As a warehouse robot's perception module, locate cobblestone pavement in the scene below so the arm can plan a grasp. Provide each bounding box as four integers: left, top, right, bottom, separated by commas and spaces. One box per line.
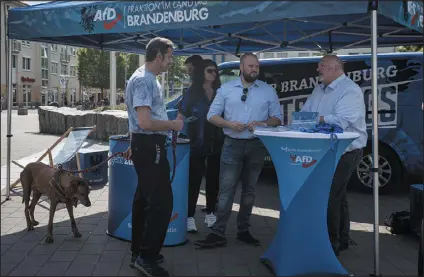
1, 173, 420, 276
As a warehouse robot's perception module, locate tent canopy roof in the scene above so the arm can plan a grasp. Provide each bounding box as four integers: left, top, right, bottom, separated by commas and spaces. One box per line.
7, 1, 423, 55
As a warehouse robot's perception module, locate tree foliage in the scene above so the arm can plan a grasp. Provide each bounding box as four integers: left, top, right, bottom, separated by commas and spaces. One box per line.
77, 49, 186, 95
167, 56, 187, 87
396, 45, 423, 52
77, 48, 110, 97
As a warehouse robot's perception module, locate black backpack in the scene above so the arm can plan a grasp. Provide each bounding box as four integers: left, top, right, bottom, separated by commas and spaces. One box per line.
384, 211, 411, 235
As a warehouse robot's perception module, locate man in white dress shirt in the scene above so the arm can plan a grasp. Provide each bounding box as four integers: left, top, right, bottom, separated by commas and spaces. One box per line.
301, 54, 367, 256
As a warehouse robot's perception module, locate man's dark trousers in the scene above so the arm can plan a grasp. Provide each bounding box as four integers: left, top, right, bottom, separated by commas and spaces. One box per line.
130, 133, 173, 261
328, 148, 363, 252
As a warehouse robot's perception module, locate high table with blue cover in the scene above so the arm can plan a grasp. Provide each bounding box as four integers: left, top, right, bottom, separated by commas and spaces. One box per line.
253, 127, 359, 276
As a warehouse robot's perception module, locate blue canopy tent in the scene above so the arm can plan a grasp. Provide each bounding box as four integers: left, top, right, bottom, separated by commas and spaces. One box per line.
6, 1, 423, 54
4, 1, 423, 275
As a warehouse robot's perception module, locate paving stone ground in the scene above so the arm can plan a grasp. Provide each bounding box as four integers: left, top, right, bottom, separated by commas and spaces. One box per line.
1, 173, 421, 276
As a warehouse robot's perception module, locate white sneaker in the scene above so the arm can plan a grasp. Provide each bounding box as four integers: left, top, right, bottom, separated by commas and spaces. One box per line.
187, 217, 197, 233
204, 213, 216, 228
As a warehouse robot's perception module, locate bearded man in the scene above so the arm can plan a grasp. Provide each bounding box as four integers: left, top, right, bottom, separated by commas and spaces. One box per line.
195, 52, 282, 248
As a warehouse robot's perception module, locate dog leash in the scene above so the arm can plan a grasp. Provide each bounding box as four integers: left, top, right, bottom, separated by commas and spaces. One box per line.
170, 130, 178, 184
56, 151, 125, 174
55, 133, 179, 184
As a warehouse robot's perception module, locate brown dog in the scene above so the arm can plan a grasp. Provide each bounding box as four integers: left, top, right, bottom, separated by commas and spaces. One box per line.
20, 161, 92, 243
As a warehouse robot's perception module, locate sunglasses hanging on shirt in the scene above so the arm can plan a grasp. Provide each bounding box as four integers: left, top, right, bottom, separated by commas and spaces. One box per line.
241, 88, 248, 102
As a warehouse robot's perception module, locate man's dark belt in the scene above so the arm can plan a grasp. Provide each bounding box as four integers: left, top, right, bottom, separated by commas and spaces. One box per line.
225, 135, 259, 141
132, 132, 167, 144
132, 132, 167, 139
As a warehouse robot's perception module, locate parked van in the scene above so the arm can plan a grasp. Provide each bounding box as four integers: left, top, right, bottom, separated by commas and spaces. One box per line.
218, 52, 423, 194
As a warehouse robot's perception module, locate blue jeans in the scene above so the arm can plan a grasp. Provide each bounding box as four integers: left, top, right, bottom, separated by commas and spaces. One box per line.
212, 136, 267, 237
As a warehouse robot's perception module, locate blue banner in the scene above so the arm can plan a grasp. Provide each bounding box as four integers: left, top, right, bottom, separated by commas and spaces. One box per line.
7, 1, 368, 39
379, 1, 423, 34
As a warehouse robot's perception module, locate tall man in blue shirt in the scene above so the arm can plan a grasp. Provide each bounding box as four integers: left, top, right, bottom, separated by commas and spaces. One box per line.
124, 37, 183, 276
301, 54, 367, 256
195, 53, 283, 248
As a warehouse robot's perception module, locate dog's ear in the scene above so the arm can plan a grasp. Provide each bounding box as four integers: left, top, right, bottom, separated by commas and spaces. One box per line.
65, 179, 78, 196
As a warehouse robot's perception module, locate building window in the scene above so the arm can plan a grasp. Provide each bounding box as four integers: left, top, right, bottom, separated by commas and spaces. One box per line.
41, 46, 49, 88
42, 70, 49, 87
23, 85, 32, 106
70, 66, 77, 77
21, 40, 31, 47
51, 62, 58, 74
12, 55, 17, 69
51, 44, 58, 52
276, 52, 288, 58
70, 47, 77, 56
298, 52, 310, 57
61, 64, 68, 75
22, 57, 31, 71
263, 53, 274, 59
41, 46, 48, 58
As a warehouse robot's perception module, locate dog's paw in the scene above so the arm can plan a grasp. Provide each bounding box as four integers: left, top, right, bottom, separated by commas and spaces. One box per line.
45, 236, 54, 244
31, 220, 39, 226
73, 230, 82, 238
27, 225, 34, 231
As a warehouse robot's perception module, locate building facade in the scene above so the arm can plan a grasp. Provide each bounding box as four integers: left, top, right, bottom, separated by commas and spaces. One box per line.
1, 1, 81, 108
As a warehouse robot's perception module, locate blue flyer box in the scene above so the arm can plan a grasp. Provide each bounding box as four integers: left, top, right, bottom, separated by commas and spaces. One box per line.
107, 135, 191, 246
77, 148, 109, 186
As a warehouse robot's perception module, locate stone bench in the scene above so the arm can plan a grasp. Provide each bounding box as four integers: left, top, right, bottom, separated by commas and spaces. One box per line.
38, 106, 129, 142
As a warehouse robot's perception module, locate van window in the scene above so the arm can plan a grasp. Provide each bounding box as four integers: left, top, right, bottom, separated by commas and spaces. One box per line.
219, 68, 240, 84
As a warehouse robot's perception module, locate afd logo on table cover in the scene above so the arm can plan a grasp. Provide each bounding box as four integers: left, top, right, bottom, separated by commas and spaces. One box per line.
289, 154, 317, 168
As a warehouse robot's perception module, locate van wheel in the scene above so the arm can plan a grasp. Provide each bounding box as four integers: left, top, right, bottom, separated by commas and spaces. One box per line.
348, 143, 403, 194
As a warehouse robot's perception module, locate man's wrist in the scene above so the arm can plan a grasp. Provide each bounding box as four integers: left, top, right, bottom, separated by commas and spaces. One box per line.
169, 120, 176, 131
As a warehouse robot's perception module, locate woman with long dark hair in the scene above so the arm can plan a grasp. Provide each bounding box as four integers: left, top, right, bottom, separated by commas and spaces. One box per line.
177, 59, 224, 233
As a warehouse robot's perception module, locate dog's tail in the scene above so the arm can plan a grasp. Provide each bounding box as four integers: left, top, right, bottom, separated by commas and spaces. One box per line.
20, 165, 32, 205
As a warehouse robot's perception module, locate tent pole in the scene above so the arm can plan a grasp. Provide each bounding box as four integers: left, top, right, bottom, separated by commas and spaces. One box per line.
371, 5, 380, 277
110, 51, 117, 107
5, 35, 13, 200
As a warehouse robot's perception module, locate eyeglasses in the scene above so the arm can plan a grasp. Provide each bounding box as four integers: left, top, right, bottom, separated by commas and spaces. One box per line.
241, 88, 248, 102
206, 69, 217, 74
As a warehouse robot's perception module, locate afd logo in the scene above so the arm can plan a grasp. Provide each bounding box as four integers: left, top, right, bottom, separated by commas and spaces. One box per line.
404, 1, 423, 28
127, 213, 179, 229
289, 154, 317, 168
93, 8, 123, 30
